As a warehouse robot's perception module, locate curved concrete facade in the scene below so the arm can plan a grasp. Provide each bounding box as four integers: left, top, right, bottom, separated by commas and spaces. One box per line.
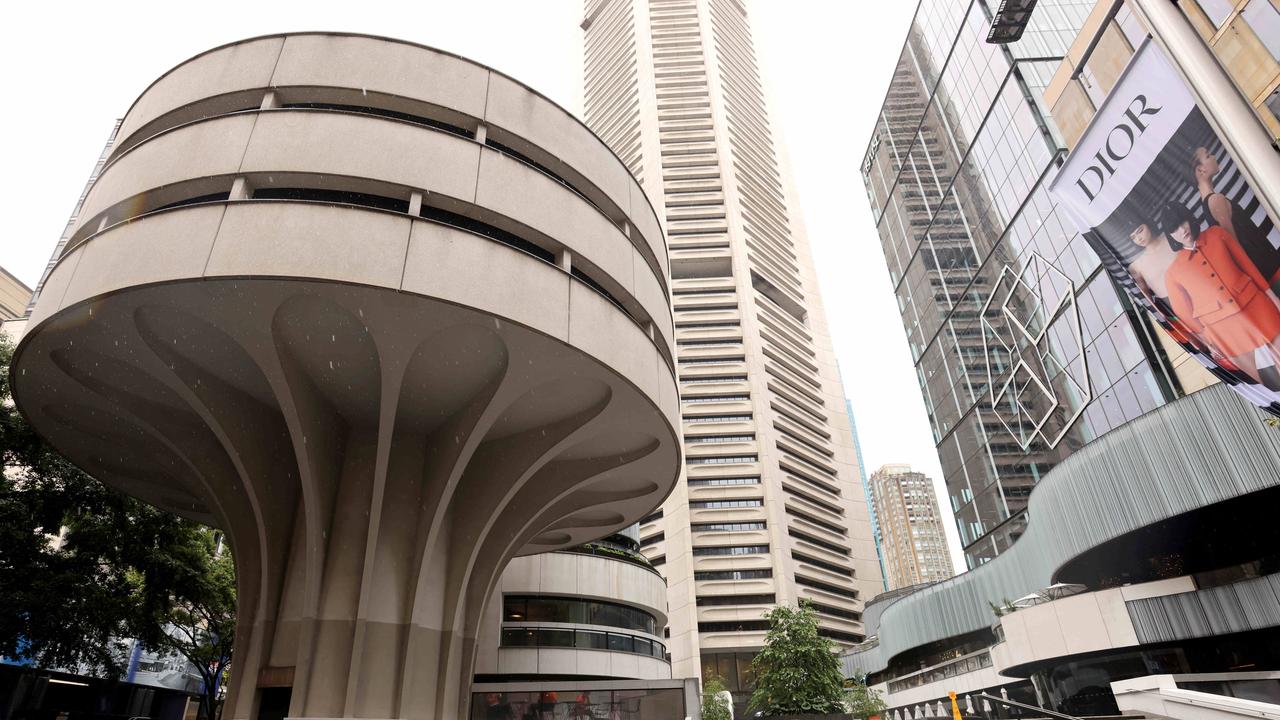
844, 384, 1280, 677
475, 550, 671, 680
12, 34, 679, 720
989, 577, 1190, 678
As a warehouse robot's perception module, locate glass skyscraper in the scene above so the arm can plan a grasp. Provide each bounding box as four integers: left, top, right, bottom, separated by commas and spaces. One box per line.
861, 0, 1209, 568
846, 3, 1280, 715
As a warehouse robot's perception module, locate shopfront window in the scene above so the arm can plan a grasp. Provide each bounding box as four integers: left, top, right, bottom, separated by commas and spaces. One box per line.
470, 687, 687, 720
700, 649, 759, 707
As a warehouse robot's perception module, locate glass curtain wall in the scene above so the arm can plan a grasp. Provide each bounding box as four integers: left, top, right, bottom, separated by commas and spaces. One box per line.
862, 0, 1175, 568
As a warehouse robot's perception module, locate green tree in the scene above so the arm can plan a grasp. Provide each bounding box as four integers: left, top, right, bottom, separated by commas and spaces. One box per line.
844, 675, 887, 720
0, 334, 234, 717
144, 531, 236, 720
701, 676, 733, 720
748, 601, 847, 716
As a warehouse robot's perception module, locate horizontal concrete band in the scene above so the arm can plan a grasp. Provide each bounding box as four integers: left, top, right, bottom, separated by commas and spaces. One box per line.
494, 647, 671, 680
843, 383, 1280, 677
29, 202, 679, 436
107, 32, 667, 287
501, 552, 670, 624
65, 109, 673, 367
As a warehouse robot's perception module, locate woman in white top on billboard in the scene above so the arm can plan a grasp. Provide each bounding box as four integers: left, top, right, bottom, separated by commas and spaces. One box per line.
1127, 215, 1179, 305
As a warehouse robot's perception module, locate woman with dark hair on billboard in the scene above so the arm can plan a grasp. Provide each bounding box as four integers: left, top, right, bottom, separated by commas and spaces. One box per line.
1161, 200, 1280, 389
1127, 216, 1178, 303
1192, 145, 1280, 290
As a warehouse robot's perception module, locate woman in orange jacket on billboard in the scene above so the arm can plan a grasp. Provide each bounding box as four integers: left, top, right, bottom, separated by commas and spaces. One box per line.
1161, 201, 1280, 388
1192, 145, 1280, 290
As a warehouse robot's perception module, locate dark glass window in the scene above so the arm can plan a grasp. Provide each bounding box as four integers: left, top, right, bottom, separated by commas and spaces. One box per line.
788, 529, 850, 556
689, 498, 763, 508
501, 628, 538, 647
686, 456, 759, 466
691, 521, 766, 532
807, 601, 862, 621
696, 594, 775, 606
640, 532, 664, 547
793, 574, 858, 600
692, 544, 769, 556
154, 192, 232, 213
537, 628, 575, 648
695, 569, 773, 581
791, 551, 852, 576
576, 630, 608, 650
681, 394, 750, 402
633, 637, 653, 657
784, 507, 846, 535
500, 626, 664, 658
701, 651, 761, 694
698, 620, 771, 633
688, 476, 760, 486
502, 595, 657, 634
253, 187, 409, 214
279, 102, 471, 137
419, 203, 555, 264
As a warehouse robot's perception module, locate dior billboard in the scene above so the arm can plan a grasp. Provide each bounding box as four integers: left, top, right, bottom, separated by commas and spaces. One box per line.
1051, 38, 1280, 414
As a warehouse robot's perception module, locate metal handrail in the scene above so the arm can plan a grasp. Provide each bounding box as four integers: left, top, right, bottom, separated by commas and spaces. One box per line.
974, 693, 1081, 720
890, 691, 1140, 720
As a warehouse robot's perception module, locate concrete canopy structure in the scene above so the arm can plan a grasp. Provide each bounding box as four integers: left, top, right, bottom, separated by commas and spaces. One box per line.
11, 33, 681, 720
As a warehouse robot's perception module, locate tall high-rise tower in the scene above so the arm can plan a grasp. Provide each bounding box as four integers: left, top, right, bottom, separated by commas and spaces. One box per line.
580, 0, 883, 687
867, 464, 953, 590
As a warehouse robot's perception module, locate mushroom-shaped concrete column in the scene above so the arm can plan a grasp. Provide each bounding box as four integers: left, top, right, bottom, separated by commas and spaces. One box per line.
12, 33, 678, 720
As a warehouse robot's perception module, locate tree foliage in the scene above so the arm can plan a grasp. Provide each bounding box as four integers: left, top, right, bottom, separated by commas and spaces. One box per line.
701, 676, 733, 720
844, 674, 888, 720
987, 598, 1016, 618
150, 532, 236, 720
748, 601, 847, 716
0, 335, 234, 717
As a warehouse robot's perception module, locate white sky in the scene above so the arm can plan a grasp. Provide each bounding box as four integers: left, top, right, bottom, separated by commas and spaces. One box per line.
0, 0, 965, 572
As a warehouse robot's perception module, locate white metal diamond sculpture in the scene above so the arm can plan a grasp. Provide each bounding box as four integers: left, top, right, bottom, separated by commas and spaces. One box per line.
980, 253, 1090, 451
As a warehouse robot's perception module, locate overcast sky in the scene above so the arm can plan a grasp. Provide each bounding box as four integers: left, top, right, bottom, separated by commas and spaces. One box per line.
0, 0, 965, 571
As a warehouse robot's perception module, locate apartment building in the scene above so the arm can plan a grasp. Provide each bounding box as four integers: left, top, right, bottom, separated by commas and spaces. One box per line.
868, 464, 954, 590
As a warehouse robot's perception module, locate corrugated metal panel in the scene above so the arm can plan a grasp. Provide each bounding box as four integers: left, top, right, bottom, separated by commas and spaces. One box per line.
1128, 573, 1280, 644
843, 384, 1280, 677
